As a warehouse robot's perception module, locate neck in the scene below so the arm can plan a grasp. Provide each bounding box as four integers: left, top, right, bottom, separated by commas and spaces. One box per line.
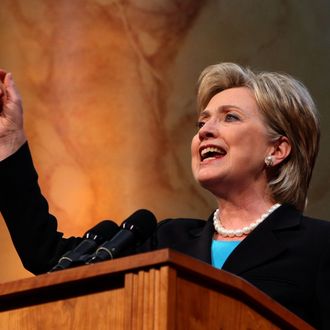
205, 171, 270, 199
215, 197, 275, 229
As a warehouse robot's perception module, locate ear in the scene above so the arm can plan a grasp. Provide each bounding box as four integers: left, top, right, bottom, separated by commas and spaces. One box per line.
269, 136, 291, 166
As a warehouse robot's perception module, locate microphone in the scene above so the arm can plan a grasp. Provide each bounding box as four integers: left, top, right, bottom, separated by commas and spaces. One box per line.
87, 209, 157, 264
49, 220, 119, 272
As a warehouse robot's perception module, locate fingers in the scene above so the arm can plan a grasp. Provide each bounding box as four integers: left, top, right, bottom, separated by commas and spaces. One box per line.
0, 70, 9, 99
0, 71, 6, 106
0, 72, 9, 103
0, 88, 4, 109
0, 69, 7, 83
0, 82, 3, 98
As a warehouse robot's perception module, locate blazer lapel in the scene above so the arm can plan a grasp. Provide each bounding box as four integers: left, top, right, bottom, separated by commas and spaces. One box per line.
169, 204, 302, 275
171, 215, 214, 264
222, 204, 301, 275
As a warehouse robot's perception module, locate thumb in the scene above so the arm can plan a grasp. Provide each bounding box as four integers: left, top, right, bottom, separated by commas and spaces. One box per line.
4, 72, 14, 90
4, 72, 21, 104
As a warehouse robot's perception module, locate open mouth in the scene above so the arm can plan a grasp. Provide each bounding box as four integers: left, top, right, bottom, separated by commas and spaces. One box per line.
200, 146, 226, 161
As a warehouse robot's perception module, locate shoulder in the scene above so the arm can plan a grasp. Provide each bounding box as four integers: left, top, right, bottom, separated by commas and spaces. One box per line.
275, 205, 330, 252
300, 213, 330, 238
302, 214, 330, 226
272, 204, 330, 232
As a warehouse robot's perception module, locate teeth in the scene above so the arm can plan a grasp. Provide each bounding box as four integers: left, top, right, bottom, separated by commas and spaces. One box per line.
200, 146, 225, 157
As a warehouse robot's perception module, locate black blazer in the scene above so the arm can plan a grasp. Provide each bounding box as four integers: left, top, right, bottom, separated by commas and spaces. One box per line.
1, 143, 330, 329
139, 205, 330, 329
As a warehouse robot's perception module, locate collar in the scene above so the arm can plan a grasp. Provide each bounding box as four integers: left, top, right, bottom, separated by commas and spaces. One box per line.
222, 204, 302, 274
175, 204, 303, 274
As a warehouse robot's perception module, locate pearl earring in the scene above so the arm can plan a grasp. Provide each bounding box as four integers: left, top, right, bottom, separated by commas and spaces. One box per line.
265, 155, 274, 167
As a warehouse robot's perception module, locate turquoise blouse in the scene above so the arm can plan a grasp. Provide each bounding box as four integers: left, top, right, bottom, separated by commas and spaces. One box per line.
211, 239, 241, 269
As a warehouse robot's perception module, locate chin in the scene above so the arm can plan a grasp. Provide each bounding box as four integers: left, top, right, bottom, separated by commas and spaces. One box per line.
197, 175, 221, 191
196, 169, 230, 193
195, 167, 222, 182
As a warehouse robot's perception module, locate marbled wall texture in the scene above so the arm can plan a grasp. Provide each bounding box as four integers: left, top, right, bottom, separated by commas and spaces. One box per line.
0, 0, 329, 281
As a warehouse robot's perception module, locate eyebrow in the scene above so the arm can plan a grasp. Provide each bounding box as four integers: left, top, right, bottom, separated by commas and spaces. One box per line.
199, 105, 243, 118
199, 110, 210, 119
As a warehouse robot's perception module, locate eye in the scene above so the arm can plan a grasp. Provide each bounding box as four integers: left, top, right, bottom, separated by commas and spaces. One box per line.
225, 113, 240, 122
196, 121, 205, 129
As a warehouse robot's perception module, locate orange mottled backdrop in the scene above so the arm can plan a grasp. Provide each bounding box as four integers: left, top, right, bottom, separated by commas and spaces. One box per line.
0, 0, 330, 281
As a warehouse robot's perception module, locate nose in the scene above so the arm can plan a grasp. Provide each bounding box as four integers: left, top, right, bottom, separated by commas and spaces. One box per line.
198, 119, 218, 141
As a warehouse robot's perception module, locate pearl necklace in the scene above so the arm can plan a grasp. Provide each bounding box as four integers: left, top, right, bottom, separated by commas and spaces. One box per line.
213, 203, 281, 237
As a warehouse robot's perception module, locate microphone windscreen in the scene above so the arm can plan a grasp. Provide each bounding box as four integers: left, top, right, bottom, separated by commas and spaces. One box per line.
83, 220, 119, 244
122, 209, 157, 242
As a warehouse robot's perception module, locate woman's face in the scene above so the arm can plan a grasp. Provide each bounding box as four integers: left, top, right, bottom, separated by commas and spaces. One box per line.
191, 87, 273, 195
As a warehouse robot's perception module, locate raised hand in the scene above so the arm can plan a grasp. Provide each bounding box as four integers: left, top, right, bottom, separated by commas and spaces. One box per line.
0, 70, 27, 161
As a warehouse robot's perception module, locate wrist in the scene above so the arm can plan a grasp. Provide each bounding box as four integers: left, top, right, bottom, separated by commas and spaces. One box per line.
0, 130, 27, 161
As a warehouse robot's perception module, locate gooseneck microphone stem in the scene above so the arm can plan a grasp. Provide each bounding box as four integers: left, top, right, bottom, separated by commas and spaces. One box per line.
88, 230, 135, 263
50, 239, 98, 272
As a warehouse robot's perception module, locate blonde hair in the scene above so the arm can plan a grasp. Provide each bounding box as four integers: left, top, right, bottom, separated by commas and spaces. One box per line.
197, 63, 320, 211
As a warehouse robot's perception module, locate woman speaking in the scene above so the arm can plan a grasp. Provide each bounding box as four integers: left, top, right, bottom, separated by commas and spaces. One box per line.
0, 63, 329, 328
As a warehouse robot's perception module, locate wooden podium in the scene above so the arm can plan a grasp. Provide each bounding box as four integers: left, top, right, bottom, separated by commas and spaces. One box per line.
0, 249, 313, 329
